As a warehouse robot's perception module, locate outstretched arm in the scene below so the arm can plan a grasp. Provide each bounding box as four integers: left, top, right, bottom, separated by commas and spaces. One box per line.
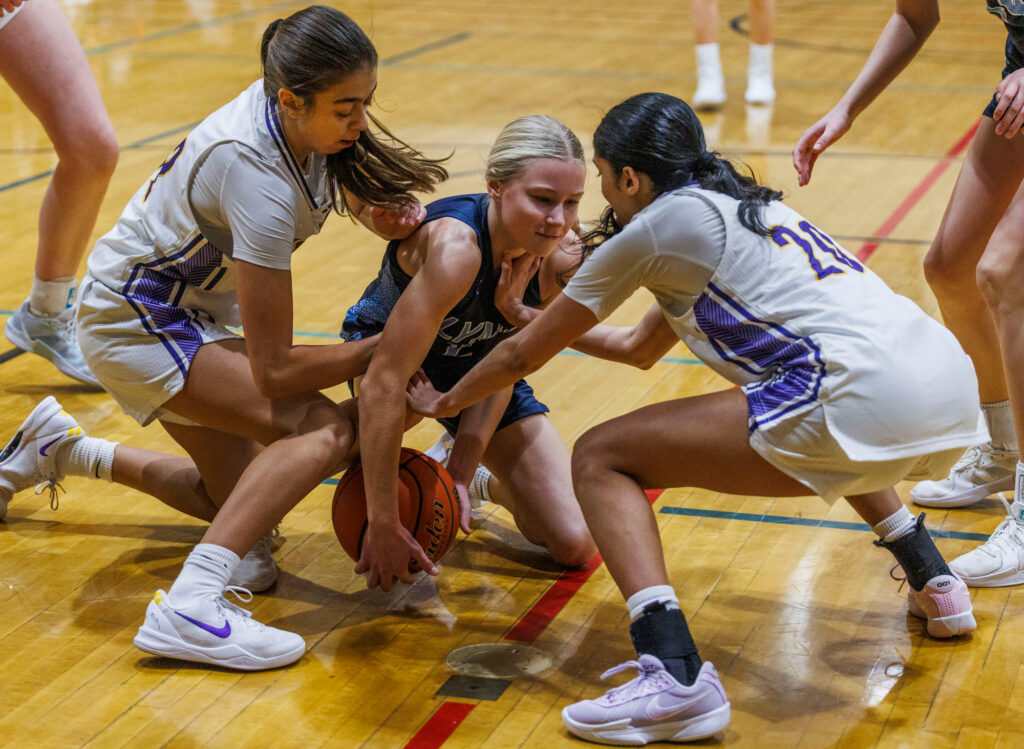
408, 293, 599, 418
346, 190, 427, 240
569, 302, 678, 369
793, 0, 939, 185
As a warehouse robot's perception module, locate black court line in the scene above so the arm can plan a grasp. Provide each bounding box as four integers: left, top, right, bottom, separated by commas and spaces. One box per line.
0, 348, 25, 365
729, 13, 1000, 65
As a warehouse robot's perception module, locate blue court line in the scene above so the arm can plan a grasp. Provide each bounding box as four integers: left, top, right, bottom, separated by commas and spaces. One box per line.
658, 506, 991, 542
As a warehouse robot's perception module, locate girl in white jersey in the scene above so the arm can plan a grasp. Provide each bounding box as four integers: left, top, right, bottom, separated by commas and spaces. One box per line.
408, 93, 986, 744
0, 6, 446, 671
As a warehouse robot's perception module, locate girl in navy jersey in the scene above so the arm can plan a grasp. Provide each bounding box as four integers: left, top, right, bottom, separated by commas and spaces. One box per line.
0, 5, 445, 671
343, 115, 678, 590
794, 0, 1024, 589
409, 93, 984, 744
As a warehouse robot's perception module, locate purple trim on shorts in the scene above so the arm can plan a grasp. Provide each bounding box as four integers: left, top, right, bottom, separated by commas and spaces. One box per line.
693, 282, 826, 432
121, 235, 226, 378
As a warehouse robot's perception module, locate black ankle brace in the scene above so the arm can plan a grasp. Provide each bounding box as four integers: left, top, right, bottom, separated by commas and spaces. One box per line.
629, 604, 702, 685
873, 512, 951, 590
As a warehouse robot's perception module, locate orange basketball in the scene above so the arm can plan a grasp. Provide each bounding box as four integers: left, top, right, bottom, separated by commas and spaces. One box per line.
332, 447, 460, 572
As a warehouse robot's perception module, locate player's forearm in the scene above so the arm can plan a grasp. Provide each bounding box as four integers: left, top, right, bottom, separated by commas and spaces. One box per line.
836, 2, 939, 121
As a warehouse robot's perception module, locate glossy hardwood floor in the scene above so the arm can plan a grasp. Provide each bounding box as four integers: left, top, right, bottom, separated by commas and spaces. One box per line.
0, 1, 1017, 746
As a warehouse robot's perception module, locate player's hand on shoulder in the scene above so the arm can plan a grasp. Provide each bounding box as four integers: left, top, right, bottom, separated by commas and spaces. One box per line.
369, 199, 427, 240
793, 108, 852, 186
994, 68, 1024, 139
355, 515, 437, 591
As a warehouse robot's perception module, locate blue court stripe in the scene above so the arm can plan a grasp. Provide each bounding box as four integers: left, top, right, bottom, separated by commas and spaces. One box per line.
658, 505, 991, 542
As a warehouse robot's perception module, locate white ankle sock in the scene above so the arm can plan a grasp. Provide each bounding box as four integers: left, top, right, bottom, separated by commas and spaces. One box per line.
695, 43, 723, 75
28, 276, 76, 318
748, 42, 773, 73
872, 506, 916, 543
167, 543, 240, 605
626, 585, 680, 622
469, 464, 492, 504
58, 437, 117, 481
982, 400, 1017, 452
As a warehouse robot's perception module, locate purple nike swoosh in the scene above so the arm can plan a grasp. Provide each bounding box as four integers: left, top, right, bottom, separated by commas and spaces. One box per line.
175, 611, 232, 638
39, 437, 61, 457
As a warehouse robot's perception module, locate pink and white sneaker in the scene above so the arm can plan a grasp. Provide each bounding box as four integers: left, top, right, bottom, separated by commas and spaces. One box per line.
562, 655, 730, 745
907, 573, 976, 638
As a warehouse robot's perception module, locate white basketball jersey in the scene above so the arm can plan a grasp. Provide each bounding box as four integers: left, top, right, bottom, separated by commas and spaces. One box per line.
86, 80, 333, 328
566, 188, 983, 462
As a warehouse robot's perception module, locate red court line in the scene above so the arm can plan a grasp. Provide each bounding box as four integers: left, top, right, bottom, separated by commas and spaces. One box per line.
404, 701, 476, 749
855, 118, 980, 262
409, 490, 665, 747
504, 489, 665, 644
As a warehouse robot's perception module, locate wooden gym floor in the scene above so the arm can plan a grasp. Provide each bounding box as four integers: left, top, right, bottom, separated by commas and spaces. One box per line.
0, 1, 1018, 746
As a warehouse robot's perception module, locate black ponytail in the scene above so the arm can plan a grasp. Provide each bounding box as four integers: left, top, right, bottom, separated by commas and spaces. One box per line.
586, 92, 782, 252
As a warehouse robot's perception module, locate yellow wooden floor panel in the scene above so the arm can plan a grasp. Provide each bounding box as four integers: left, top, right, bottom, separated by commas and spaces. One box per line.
0, 0, 1016, 746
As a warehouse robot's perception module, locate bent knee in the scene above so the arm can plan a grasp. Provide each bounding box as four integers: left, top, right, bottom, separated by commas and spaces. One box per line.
571, 427, 620, 485
546, 529, 596, 568
923, 244, 978, 294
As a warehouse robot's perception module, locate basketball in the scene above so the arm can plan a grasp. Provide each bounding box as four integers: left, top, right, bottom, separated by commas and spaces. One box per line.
332, 447, 460, 571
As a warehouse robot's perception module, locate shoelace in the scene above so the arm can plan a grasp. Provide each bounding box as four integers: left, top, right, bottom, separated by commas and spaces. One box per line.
215, 585, 261, 628
34, 478, 65, 511
972, 493, 1024, 559
888, 563, 908, 593
598, 659, 669, 704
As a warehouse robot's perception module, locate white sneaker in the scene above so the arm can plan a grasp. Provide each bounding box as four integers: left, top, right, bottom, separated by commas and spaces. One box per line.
906, 573, 976, 637
5, 300, 100, 387
744, 67, 775, 104
949, 498, 1024, 587
562, 656, 730, 744
693, 71, 726, 109
134, 588, 306, 670
910, 443, 1016, 508
229, 526, 279, 592
0, 396, 84, 518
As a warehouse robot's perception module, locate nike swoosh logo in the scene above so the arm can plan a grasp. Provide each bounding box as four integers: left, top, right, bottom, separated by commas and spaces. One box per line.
175, 611, 232, 638
646, 691, 711, 721
39, 437, 61, 457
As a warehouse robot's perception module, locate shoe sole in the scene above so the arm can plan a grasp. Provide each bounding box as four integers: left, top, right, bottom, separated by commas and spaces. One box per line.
134, 626, 305, 670
949, 566, 1024, 588
562, 702, 730, 745
4, 317, 101, 388
911, 474, 1015, 508
228, 566, 279, 593
907, 597, 977, 637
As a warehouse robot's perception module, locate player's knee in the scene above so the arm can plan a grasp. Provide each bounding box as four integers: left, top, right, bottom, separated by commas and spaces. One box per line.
295, 405, 356, 471
546, 524, 596, 568
975, 252, 1016, 312
922, 244, 973, 294
54, 119, 119, 180
571, 426, 617, 488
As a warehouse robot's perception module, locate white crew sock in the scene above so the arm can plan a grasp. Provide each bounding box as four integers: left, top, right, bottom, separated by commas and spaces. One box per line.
58, 437, 117, 481
695, 42, 722, 72
872, 506, 916, 543
166, 543, 240, 605
982, 400, 1017, 452
626, 585, 680, 622
748, 42, 773, 74
28, 276, 76, 318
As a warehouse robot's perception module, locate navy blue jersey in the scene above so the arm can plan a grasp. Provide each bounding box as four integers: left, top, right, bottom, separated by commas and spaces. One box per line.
342, 193, 542, 393
989, 0, 1024, 54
